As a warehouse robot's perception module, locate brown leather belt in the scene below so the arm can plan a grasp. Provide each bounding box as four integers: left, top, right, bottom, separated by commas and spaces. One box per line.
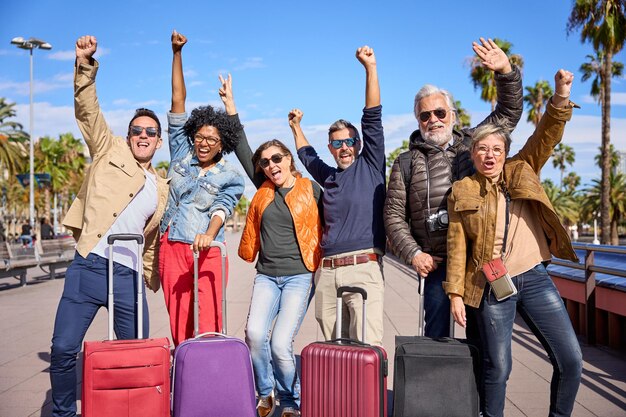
322, 253, 379, 269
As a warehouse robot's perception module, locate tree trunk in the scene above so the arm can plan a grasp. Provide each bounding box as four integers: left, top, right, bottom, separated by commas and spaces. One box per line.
611, 216, 619, 246
600, 52, 612, 245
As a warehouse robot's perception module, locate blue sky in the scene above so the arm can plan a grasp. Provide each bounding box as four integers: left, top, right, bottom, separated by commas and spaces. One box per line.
1, 0, 625, 197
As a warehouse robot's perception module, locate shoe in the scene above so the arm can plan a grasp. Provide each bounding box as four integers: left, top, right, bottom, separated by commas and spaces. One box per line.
257, 395, 275, 417
281, 407, 301, 417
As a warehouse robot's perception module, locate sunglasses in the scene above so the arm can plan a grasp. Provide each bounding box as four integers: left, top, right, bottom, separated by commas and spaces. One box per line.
418, 108, 448, 123
258, 153, 288, 169
329, 137, 358, 149
129, 125, 159, 137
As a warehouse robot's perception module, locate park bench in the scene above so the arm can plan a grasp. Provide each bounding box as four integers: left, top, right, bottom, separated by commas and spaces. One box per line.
1, 242, 38, 286
36, 238, 76, 279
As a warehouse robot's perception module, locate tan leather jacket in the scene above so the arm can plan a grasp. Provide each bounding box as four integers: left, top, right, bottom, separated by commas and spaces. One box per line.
63, 60, 169, 292
444, 100, 578, 307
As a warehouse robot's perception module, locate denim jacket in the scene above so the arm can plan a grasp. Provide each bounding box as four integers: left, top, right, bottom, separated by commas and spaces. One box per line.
160, 112, 244, 243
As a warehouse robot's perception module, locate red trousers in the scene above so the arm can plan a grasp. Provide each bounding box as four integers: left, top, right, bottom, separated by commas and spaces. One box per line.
159, 230, 228, 346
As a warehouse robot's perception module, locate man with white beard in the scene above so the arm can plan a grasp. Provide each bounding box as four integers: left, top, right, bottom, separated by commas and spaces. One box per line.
384, 37, 523, 337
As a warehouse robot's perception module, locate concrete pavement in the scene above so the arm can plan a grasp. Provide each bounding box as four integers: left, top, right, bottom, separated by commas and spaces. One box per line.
1, 230, 625, 416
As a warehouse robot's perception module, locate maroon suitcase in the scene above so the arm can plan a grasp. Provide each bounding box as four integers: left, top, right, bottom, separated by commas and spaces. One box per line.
82, 234, 171, 417
301, 286, 388, 417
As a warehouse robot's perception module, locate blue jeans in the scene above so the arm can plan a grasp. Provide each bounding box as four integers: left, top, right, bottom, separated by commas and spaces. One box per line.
245, 273, 312, 409
49, 253, 149, 417
423, 264, 451, 337
475, 264, 582, 417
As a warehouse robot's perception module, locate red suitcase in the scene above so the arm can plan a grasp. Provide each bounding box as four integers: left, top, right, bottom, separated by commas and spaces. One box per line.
301, 286, 388, 417
82, 234, 171, 417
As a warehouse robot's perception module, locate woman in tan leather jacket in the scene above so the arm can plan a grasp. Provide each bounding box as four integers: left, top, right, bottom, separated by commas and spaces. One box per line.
444, 70, 582, 417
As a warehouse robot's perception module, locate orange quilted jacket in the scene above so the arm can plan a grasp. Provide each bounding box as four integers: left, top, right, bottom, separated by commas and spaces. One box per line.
238, 177, 322, 272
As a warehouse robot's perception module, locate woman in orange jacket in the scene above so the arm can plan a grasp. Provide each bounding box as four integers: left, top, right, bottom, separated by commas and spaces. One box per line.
220, 74, 323, 417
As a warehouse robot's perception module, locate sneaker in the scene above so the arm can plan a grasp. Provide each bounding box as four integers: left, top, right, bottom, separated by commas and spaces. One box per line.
281, 407, 300, 417
257, 395, 275, 417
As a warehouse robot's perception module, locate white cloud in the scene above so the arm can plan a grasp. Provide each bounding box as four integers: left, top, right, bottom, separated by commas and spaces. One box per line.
234, 57, 265, 71
113, 99, 131, 106
53, 72, 74, 82
183, 69, 198, 77
613, 92, 626, 105
48, 50, 75, 61
0, 79, 69, 96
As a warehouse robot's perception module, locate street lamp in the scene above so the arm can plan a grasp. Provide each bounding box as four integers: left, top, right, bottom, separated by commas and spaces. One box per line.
10, 37, 52, 229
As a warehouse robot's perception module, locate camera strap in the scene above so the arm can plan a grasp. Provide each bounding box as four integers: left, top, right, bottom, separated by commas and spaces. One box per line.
501, 182, 511, 257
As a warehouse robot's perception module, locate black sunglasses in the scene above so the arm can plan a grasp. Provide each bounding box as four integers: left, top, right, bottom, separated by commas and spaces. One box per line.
258, 153, 287, 169
130, 125, 159, 137
329, 137, 358, 149
419, 108, 448, 123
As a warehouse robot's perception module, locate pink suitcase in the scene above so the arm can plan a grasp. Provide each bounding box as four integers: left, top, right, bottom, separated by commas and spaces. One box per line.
301, 286, 388, 417
82, 234, 171, 417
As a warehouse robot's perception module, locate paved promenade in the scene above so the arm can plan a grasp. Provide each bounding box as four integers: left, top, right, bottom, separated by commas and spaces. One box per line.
1, 230, 625, 416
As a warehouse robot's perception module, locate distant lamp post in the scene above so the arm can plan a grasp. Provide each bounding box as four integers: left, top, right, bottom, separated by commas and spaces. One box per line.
10, 37, 52, 229
592, 211, 600, 245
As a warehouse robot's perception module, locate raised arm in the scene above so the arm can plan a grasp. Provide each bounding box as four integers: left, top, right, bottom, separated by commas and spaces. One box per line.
171, 30, 187, 113
288, 109, 311, 151
471, 37, 523, 134
356, 45, 380, 109
74, 35, 116, 159
223, 74, 265, 188
514, 69, 575, 172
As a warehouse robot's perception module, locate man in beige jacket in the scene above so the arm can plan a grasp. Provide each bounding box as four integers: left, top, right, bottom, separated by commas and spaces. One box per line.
49, 35, 169, 417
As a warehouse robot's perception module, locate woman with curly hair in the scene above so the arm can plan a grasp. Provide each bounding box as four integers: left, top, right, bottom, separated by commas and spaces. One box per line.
221, 72, 322, 416
159, 31, 244, 346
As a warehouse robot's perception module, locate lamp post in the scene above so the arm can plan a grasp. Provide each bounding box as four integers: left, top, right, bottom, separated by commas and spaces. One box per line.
593, 211, 600, 245
10, 37, 52, 229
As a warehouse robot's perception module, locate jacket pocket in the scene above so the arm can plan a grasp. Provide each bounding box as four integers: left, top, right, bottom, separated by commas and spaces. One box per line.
454, 196, 483, 241
194, 180, 220, 211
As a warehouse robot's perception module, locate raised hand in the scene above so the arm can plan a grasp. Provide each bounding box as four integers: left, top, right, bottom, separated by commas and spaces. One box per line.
472, 37, 512, 74
554, 69, 574, 98
288, 108, 303, 129
75, 35, 97, 64
356, 45, 376, 69
171, 30, 187, 53
218, 74, 236, 115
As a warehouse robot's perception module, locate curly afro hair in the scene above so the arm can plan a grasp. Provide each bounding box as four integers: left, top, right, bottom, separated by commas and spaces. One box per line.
182, 105, 242, 155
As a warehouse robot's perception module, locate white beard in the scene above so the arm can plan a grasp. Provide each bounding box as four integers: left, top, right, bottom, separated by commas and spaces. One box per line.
422, 122, 454, 147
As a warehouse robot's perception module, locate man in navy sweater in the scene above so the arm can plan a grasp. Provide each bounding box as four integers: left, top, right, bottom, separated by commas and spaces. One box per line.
289, 45, 385, 346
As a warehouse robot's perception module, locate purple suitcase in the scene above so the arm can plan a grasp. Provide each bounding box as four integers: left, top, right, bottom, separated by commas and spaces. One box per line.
171, 242, 257, 417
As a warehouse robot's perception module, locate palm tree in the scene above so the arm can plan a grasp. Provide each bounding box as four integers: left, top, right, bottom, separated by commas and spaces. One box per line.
34, 133, 86, 226
567, 0, 626, 244
563, 172, 581, 193
594, 143, 621, 172
582, 172, 626, 245
551, 143, 576, 189
0, 98, 28, 177
542, 179, 580, 227
469, 39, 524, 112
523, 80, 553, 126
454, 100, 471, 129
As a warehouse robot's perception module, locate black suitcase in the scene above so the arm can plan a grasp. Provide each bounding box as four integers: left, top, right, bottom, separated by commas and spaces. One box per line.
392, 277, 480, 417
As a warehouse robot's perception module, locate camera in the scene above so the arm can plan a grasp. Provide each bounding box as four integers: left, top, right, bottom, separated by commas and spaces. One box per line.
425, 210, 449, 233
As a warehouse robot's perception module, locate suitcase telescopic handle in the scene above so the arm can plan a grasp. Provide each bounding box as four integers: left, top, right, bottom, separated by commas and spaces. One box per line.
107, 233, 145, 341
193, 241, 227, 337
336, 286, 368, 343
107, 234, 144, 244
417, 275, 455, 337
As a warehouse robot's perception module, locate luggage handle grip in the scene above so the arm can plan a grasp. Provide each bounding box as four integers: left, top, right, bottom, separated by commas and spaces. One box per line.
328, 337, 368, 346
193, 241, 228, 337
336, 286, 367, 343
336, 286, 368, 300
107, 234, 144, 244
